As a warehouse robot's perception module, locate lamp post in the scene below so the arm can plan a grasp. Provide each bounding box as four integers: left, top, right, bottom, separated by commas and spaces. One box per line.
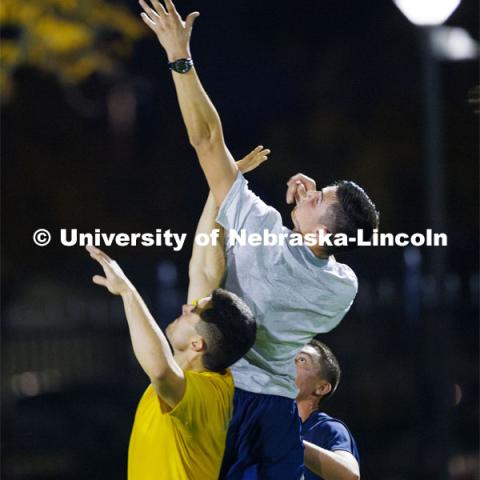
393, 0, 461, 286
393, 1, 462, 478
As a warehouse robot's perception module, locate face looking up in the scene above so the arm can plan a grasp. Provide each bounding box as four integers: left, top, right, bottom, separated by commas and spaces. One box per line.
291, 186, 338, 236
294, 345, 331, 402
166, 296, 211, 352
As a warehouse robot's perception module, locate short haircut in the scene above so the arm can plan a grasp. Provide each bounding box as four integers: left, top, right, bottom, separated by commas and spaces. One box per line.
326, 180, 379, 254
196, 288, 257, 373
309, 338, 341, 401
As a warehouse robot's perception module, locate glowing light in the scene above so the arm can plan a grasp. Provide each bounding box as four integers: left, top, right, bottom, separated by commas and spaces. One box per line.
453, 383, 462, 406
431, 27, 480, 61
12, 371, 41, 397
394, 0, 461, 26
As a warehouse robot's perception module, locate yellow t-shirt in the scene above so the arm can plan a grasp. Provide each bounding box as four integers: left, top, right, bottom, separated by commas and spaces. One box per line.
128, 369, 234, 480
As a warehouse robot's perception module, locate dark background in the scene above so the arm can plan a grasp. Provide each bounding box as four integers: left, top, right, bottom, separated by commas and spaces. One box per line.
2, 1, 479, 479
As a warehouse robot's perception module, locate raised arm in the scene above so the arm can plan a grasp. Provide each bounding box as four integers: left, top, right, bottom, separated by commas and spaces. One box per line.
303, 441, 360, 480
139, 0, 237, 206
187, 145, 270, 303
87, 246, 185, 407
187, 191, 225, 303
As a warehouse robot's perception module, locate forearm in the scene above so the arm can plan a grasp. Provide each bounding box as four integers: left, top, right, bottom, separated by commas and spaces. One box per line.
303, 441, 360, 480
170, 66, 237, 199
169, 62, 223, 148
121, 285, 181, 381
188, 191, 225, 303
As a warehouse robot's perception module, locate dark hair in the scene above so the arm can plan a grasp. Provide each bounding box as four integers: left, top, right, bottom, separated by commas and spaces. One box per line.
309, 338, 341, 402
195, 288, 256, 373
326, 180, 379, 254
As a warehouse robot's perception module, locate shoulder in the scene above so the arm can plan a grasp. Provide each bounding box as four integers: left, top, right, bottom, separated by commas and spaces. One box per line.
217, 172, 282, 229
321, 257, 358, 298
320, 416, 352, 438
183, 369, 234, 403
328, 257, 357, 284
169, 370, 234, 416
303, 412, 354, 446
220, 172, 255, 209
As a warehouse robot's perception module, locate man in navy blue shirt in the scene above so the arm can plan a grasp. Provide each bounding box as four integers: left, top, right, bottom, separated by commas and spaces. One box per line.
295, 338, 360, 480
244, 339, 360, 479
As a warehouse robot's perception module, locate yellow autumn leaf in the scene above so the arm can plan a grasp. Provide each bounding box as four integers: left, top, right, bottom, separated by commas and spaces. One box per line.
62, 53, 113, 82
0, 40, 21, 65
34, 16, 93, 53
0, 0, 146, 100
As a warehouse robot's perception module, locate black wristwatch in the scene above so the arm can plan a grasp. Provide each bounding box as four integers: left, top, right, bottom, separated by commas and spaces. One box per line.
168, 58, 194, 74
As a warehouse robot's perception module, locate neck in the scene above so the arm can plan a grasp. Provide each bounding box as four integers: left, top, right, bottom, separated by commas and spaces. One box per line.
173, 350, 206, 372
297, 398, 320, 423
307, 243, 329, 258
292, 227, 329, 258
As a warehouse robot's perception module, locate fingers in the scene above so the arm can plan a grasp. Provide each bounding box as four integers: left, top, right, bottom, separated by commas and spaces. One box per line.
150, 0, 168, 16
140, 12, 157, 29
252, 145, 270, 158
163, 0, 179, 15
139, 0, 161, 22
286, 181, 301, 205
86, 245, 112, 263
86, 246, 115, 279
237, 145, 271, 173
185, 11, 200, 31
249, 146, 270, 160
286, 173, 316, 204
287, 173, 316, 190
257, 150, 270, 164
92, 275, 108, 287
295, 183, 307, 204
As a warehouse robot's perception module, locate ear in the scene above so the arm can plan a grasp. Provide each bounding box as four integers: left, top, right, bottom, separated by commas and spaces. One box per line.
316, 225, 331, 235
314, 381, 332, 398
191, 336, 206, 353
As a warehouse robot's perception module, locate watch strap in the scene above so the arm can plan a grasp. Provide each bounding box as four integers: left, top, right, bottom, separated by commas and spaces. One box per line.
168, 58, 194, 74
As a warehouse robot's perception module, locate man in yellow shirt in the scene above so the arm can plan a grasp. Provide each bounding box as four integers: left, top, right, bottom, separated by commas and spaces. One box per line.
86, 148, 266, 479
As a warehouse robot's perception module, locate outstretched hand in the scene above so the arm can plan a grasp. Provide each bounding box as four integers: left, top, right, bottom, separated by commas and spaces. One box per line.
237, 145, 270, 174
139, 0, 199, 62
87, 246, 132, 296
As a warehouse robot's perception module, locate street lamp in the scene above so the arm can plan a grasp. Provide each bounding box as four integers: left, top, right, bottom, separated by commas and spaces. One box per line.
393, 0, 461, 26
393, 2, 466, 479
394, 0, 465, 283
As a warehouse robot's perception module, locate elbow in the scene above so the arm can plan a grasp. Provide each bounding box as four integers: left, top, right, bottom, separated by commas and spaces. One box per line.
189, 129, 222, 151
189, 134, 209, 150
347, 472, 360, 480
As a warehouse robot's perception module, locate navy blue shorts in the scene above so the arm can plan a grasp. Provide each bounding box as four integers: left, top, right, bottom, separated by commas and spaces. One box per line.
219, 387, 304, 480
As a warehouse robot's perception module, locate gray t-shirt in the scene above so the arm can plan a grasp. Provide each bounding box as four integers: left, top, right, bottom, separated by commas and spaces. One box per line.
216, 172, 358, 399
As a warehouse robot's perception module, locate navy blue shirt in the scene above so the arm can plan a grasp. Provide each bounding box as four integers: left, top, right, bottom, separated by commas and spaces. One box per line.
302, 411, 360, 480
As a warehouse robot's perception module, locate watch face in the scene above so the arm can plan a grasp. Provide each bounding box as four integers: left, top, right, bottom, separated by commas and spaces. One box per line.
169, 58, 193, 74
176, 59, 190, 73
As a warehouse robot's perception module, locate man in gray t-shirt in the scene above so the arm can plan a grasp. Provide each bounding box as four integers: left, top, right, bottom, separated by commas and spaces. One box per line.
217, 172, 360, 400
215, 171, 377, 479
139, 1, 379, 477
